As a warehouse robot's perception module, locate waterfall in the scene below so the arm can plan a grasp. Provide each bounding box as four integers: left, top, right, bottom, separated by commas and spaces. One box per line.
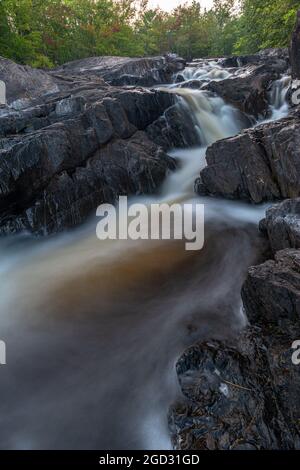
158, 87, 245, 198
268, 75, 290, 120
175, 59, 233, 85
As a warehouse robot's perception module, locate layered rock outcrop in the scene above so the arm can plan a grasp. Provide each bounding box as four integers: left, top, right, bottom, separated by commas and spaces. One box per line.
0, 54, 185, 106
196, 110, 300, 203
51, 54, 186, 88
0, 52, 194, 234
260, 198, 300, 253
205, 62, 285, 119
170, 201, 300, 450
0, 54, 197, 235
0, 86, 180, 235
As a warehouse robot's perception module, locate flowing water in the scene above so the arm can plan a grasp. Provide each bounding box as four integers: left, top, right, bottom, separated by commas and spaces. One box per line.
0, 61, 290, 449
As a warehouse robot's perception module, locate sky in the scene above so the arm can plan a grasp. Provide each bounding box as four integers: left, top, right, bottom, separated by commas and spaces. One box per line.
148, 0, 214, 12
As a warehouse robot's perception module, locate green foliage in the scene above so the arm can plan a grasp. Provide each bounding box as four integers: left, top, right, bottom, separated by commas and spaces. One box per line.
234, 0, 300, 54
0, 0, 299, 67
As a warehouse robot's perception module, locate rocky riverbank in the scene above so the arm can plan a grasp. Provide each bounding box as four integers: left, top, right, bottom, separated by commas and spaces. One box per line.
0, 54, 201, 235
169, 198, 300, 450
169, 13, 300, 450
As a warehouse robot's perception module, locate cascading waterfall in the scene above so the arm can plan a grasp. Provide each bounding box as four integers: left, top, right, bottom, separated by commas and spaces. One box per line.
268, 75, 291, 120
176, 59, 233, 83
165, 88, 243, 146
0, 59, 289, 450
158, 88, 244, 198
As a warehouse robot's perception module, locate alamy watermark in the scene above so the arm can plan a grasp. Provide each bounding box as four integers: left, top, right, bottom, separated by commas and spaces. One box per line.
292, 340, 300, 365
0, 80, 6, 105
291, 79, 300, 105
96, 196, 204, 251
0, 340, 6, 365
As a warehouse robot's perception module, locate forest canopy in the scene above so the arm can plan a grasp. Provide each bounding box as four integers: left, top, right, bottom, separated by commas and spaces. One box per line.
0, 0, 299, 68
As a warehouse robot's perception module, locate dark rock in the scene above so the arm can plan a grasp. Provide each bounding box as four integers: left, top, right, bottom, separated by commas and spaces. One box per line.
205, 63, 286, 118
0, 55, 185, 235
221, 48, 289, 69
175, 74, 185, 83
290, 10, 300, 79
197, 115, 300, 203
261, 198, 300, 253
0, 131, 175, 236
0, 56, 59, 105
112, 88, 174, 129
170, 195, 300, 450
194, 177, 208, 196
146, 103, 200, 150
51, 55, 186, 87
0, 54, 185, 107
170, 325, 300, 450
242, 249, 300, 336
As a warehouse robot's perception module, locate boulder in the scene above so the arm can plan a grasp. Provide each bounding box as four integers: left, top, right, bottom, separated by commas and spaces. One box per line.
242, 249, 300, 335
0, 56, 59, 106
170, 325, 300, 450
50, 54, 185, 87
196, 114, 300, 203
146, 103, 200, 150
205, 62, 286, 118
220, 48, 289, 69
260, 198, 300, 253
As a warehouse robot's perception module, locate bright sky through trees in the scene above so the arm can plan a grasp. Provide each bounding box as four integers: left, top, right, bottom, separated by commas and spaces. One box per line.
149, 0, 214, 11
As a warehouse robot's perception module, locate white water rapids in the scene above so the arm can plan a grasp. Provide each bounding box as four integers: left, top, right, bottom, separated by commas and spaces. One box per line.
0, 61, 290, 449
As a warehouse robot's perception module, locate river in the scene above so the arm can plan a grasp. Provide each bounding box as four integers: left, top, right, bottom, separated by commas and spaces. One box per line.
0, 59, 290, 449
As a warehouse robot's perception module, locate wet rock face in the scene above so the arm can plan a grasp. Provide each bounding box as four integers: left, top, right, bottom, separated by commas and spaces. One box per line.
146, 104, 201, 150
290, 10, 300, 79
0, 56, 59, 105
205, 66, 274, 119
260, 198, 300, 253
169, 327, 300, 450
220, 48, 289, 69
170, 201, 300, 450
50, 55, 186, 87
0, 86, 177, 235
196, 113, 300, 203
0, 132, 175, 235
206, 56, 288, 119
0, 52, 193, 236
170, 326, 300, 450
242, 249, 300, 335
